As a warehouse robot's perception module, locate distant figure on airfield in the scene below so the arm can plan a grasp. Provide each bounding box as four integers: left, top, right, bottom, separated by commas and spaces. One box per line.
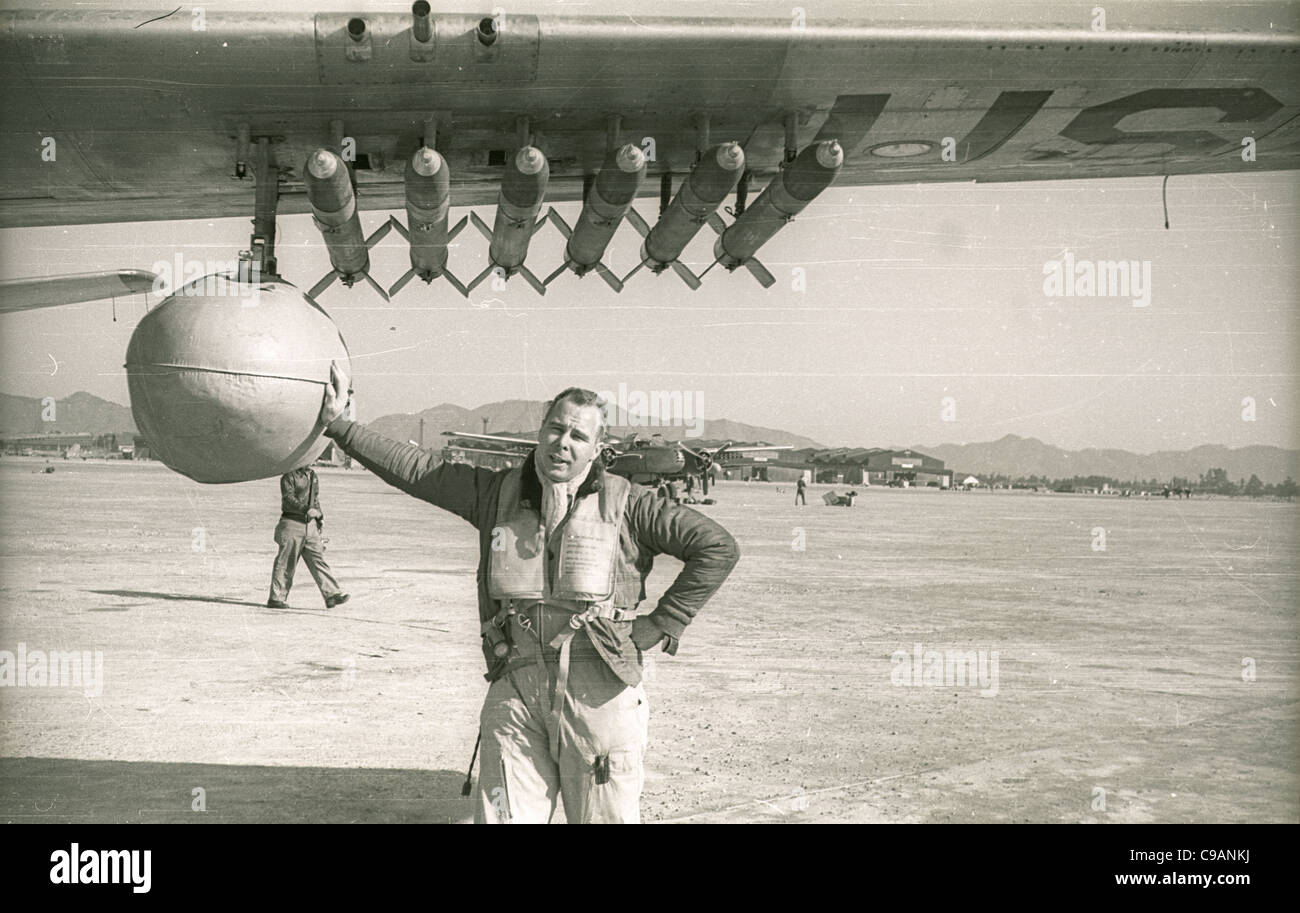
267, 466, 349, 609
684, 473, 695, 500
795, 475, 807, 506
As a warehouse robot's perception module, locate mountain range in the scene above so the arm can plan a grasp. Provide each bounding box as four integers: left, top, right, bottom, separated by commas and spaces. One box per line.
1, 392, 1294, 483
0, 391, 136, 438
911, 434, 1297, 485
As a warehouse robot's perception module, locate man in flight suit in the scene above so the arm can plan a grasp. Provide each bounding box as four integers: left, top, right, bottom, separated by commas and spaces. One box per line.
267, 465, 349, 609
318, 364, 739, 823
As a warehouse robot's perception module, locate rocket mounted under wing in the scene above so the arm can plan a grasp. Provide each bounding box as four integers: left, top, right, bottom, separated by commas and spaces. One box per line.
0, 3, 1296, 303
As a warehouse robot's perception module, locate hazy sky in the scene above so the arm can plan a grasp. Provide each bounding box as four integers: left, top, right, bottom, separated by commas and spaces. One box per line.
1, 0, 1296, 452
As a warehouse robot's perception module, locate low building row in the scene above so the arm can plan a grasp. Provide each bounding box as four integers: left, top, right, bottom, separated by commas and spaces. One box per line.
717, 447, 956, 488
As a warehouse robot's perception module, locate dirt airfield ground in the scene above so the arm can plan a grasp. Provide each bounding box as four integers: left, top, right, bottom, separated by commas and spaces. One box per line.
0, 456, 1295, 824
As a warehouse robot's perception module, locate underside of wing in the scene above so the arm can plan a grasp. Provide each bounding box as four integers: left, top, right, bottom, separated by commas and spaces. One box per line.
1, 6, 1297, 230
0, 270, 158, 312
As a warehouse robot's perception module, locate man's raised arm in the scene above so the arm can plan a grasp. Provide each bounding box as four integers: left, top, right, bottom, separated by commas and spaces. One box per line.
319, 362, 495, 528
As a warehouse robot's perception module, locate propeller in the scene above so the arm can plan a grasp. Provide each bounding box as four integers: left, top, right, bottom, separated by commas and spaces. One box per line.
679, 442, 732, 496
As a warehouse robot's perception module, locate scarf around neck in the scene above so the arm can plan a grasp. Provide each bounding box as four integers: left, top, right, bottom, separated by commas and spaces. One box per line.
538, 458, 594, 539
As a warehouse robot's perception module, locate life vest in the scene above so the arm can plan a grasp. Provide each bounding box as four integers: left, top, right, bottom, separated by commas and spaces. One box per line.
488, 465, 631, 612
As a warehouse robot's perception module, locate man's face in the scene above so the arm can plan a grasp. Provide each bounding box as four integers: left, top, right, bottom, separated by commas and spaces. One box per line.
537, 399, 602, 483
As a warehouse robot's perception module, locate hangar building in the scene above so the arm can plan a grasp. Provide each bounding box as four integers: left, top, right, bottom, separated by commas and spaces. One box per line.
807, 448, 952, 487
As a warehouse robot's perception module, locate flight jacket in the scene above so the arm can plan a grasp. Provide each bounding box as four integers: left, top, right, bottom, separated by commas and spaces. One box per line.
324, 418, 740, 680
280, 467, 321, 524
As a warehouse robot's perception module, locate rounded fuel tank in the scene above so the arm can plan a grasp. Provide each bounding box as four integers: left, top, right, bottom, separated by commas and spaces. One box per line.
125, 277, 351, 483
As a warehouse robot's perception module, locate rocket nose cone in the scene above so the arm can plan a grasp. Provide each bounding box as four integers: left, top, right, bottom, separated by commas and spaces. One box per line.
515, 146, 546, 176
411, 147, 443, 177
815, 140, 844, 170
715, 142, 745, 172
307, 150, 339, 180
615, 143, 646, 173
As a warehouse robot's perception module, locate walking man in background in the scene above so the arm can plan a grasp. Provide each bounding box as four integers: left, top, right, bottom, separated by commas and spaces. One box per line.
267, 465, 349, 609
795, 474, 808, 506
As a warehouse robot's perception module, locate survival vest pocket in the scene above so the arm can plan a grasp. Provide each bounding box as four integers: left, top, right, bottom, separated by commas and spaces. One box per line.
487, 515, 545, 600
555, 517, 619, 602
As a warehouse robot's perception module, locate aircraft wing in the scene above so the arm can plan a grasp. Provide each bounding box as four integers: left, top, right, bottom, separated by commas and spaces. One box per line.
1, 5, 1297, 230
441, 430, 535, 448
442, 444, 529, 459
0, 270, 158, 313
716, 444, 794, 454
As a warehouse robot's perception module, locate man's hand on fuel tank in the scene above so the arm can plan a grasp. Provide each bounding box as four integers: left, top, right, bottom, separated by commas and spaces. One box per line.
631, 615, 666, 651
321, 361, 351, 425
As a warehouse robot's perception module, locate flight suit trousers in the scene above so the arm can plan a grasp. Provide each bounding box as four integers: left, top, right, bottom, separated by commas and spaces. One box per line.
269, 518, 343, 604
475, 612, 650, 824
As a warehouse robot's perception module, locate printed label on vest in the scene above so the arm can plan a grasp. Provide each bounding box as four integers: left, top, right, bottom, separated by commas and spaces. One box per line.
487, 514, 545, 600
555, 518, 618, 602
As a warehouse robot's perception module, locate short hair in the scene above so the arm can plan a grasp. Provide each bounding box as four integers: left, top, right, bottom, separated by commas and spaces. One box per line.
542, 387, 607, 438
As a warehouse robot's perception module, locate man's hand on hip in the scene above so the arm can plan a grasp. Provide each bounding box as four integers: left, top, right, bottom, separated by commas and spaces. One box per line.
321, 361, 351, 425
631, 615, 665, 651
